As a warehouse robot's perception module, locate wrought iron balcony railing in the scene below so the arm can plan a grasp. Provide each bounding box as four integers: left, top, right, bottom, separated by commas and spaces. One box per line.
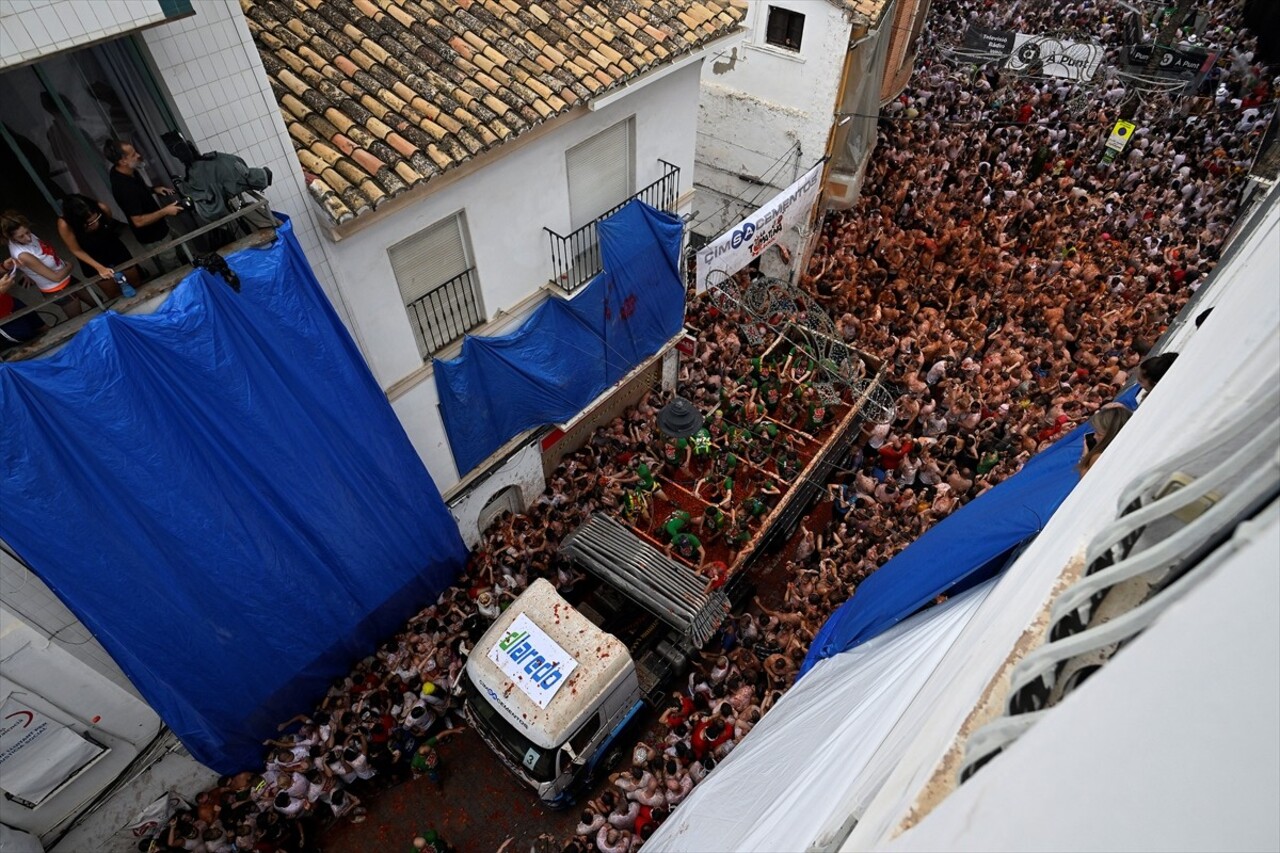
405, 267, 484, 358
545, 160, 680, 294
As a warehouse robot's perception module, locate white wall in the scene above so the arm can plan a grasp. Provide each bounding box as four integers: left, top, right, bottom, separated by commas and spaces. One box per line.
327, 60, 704, 492
0, 0, 178, 70
845, 189, 1280, 849
0, 603, 162, 840
694, 1, 850, 237
138, 0, 355, 341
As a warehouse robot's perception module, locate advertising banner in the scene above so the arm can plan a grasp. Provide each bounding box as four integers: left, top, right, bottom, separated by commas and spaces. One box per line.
696, 162, 823, 293
1006, 33, 1105, 81
0, 696, 105, 804
961, 26, 1105, 82
962, 25, 1015, 55
1125, 43, 1210, 77
487, 613, 579, 709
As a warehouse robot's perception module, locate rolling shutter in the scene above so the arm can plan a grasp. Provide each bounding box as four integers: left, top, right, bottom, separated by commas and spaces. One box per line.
566, 118, 634, 230
389, 214, 470, 304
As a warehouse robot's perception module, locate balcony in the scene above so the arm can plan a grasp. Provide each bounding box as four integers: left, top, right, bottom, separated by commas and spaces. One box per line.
1, 197, 277, 362
545, 160, 680, 294
405, 267, 484, 357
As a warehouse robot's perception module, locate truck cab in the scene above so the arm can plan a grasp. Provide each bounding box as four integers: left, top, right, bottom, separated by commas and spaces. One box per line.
466, 514, 733, 806
464, 578, 644, 807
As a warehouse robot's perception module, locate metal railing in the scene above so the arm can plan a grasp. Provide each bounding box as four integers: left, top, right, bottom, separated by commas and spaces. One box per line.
545, 159, 681, 294
406, 266, 484, 358
1, 195, 276, 359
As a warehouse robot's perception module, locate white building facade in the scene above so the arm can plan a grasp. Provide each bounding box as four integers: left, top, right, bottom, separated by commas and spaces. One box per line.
692, 0, 930, 280
0, 1, 745, 847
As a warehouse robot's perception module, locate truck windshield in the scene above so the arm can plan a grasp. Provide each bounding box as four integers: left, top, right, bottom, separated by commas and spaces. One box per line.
467, 688, 558, 782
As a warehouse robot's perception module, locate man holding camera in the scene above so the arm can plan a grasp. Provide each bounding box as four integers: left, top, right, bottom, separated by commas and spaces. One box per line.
106, 139, 185, 274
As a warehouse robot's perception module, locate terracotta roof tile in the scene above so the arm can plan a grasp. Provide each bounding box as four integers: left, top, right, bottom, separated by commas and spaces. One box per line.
241, 0, 744, 224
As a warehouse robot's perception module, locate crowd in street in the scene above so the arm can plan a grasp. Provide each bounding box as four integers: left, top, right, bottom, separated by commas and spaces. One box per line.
144, 0, 1273, 850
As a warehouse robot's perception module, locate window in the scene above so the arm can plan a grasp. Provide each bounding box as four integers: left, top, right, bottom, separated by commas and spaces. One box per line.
765, 6, 805, 51
388, 213, 484, 358
569, 713, 602, 755
566, 118, 635, 230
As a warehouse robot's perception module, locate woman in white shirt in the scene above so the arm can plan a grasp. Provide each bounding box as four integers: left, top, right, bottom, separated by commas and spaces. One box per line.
2, 211, 85, 317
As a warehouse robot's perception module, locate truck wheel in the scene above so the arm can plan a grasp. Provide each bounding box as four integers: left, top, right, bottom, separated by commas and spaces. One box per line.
595, 746, 625, 782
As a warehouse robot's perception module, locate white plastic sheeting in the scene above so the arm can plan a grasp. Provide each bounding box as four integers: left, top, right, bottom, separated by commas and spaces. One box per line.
644, 579, 995, 853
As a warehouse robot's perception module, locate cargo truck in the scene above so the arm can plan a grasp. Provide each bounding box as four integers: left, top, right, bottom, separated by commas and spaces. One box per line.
464, 518, 730, 807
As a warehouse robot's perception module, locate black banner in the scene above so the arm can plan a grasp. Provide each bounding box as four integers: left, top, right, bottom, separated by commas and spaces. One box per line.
1125, 43, 1210, 76
963, 25, 1016, 55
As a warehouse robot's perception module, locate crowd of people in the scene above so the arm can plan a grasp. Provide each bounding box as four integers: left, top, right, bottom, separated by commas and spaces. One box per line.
143, 0, 1272, 850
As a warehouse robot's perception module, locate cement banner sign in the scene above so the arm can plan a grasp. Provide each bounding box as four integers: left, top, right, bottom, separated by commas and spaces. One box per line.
488, 613, 579, 709
696, 162, 823, 293
0, 696, 105, 804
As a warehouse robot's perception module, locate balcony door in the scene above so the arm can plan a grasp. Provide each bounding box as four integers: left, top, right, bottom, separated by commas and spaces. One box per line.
566, 118, 635, 230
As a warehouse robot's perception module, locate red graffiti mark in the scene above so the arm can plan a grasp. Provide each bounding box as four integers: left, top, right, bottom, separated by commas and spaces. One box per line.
4, 710, 35, 728
620, 293, 638, 320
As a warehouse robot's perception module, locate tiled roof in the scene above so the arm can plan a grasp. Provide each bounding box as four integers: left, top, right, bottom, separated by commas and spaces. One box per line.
241, 0, 746, 225
830, 0, 895, 27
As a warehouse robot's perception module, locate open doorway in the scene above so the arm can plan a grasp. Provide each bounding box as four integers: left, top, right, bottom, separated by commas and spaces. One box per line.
0, 36, 183, 322
477, 486, 526, 537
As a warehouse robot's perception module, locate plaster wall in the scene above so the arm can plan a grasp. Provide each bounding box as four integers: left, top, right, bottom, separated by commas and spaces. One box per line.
0, 598, 164, 841
323, 60, 703, 492
694, 1, 850, 237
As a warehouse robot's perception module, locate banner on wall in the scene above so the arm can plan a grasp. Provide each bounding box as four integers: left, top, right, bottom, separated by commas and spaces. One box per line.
0, 696, 105, 804
961, 26, 1105, 82
695, 161, 823, 293
1005, 33, 1105, 81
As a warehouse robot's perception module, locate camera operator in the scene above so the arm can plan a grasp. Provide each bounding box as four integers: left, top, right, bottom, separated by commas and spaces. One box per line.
105, 138, 185, 275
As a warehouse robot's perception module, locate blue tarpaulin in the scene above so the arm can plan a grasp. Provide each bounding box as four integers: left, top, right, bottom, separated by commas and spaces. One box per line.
0, 218, 467, 772
800, 388, 1141, 677
435, 201, 685, 474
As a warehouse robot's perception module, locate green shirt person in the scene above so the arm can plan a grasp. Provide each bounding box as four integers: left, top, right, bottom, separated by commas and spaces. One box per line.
692, 427, 713, 458
662, 436, 690, 469
669, 531, 704, 566
664, 509, 692, 540
636, 462, 657, 492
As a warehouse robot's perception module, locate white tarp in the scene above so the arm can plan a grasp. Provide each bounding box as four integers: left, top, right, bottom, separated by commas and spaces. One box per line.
695, 162, 823, 293
0, 696, 105, 804
644, 580, 995, 853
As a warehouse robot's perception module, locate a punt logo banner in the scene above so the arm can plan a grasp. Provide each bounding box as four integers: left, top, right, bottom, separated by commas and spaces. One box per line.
490, 613, 580, 708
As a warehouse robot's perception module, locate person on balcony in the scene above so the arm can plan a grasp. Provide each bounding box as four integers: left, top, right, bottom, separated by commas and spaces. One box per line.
104, 139, 184, 274
2, 211, 90, 319
0, 259, 47, 347
56, 194, 137, 298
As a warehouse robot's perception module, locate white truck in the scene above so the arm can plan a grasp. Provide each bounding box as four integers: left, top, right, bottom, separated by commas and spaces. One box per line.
464, 515, 731, 807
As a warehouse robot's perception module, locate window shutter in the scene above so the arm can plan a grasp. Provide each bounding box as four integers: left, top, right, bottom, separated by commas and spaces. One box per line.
389, 213, 483, 358
566, 119, 634, 229
389, 215, 469, 304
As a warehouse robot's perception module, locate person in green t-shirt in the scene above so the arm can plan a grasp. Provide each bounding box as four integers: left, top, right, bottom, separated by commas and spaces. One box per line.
698, 504, 728, 542
633, 460, 668, 501
410, 727, 464, 787
726, 510, 753, 556
691, 427, 714, 460
621, 488, 651, 524
776, 448, 800, 482
661, 435, 691, 471
668, 531, 705, 567
663, 509, 692, 540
